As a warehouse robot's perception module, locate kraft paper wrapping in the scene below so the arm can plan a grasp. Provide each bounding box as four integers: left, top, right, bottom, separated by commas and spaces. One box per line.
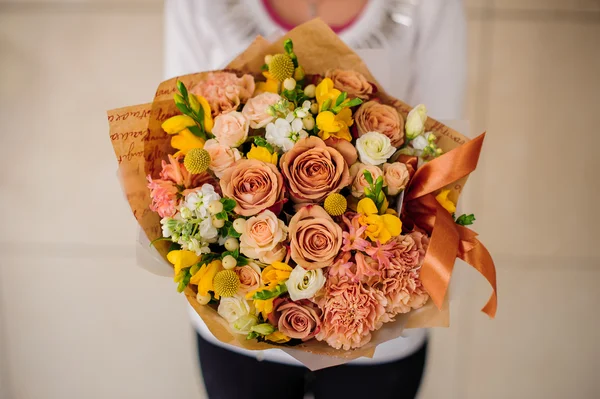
108, 19, 469, 368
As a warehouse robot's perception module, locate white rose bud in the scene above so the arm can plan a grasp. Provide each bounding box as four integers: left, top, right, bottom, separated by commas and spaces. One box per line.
283, 78, 296, 91
217, 296, 251, 324
285, 265, 326, 301
224, 237, 239, 251
232, 314, 259, 334
405, 104, 427, 140
304, 84, 316, 98
355, 131, 397, 166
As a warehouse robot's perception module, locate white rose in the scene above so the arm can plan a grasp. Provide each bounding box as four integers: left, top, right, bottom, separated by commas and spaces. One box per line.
405, 104, 427, 140
285, 265, 326, 301
232, 314, 259, 334
356, 131, 396, 166
217, 295, 252, 324
265, 117, 308, 152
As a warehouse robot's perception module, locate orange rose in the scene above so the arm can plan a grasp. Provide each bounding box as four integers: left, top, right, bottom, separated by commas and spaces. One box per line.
220, 159, 284, 216
383, 162, 410, 196
325, 69, 373, 100
288, 205, 343, 270
349, 162, 385, 198
234, 263, 262, 294
280, 137, 351, 203
324, 137, 358, 166
355, 101, 405, 148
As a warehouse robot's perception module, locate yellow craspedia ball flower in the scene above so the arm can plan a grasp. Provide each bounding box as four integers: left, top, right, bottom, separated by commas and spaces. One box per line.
213, 270, 240, 298
324, 193, 347, 216
184, 148, 211, 174
268, 54, 295, 81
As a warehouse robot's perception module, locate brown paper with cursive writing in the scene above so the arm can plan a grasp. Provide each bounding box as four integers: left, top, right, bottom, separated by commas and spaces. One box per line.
108, 19, 468, 368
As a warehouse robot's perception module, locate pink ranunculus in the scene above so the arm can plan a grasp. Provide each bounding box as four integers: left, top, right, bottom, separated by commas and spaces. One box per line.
211, 111, 249, 148
349, 162, 384, 198
239, 210, 288, 264
147, 177, 178, 218
219, 159, 284, 216
191, 72, 255, 117
268, 298, 322, 341
316, 276, 387, 350
325, 69, 373, 100
355, 101, 405, 147
288, 205, 343, 270
383, 162, 410, 196
203, 139, 242, 178
242, 92, 281, 129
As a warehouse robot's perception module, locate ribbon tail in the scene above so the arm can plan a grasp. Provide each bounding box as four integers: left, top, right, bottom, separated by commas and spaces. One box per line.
419, 196, 459, 310
457, 226, 498, 318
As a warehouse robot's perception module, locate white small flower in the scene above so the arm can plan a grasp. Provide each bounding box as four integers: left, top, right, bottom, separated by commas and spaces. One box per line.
405, 104, 427, 140
356, 131, 397, 166
285, 265, 326, 301
265, 117, 308, 152
199, 218, 218, 241
218, 296, 252, 324
411, 135, 428, 151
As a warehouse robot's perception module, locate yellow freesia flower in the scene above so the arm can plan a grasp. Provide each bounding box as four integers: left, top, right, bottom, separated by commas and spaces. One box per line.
245, 286, 277, 319
435, 189, 457, 214
266, 331, 291, 344
171, 128, 205, 157
256, 71, 279, 94
262, 262, 293, 286
357, 198, 402, 244
194, 95, 214, 133
190, 260, 223, 296
167, 250, 201, 277
247, 145, 278, 164
161, 115, 196, 134
315, 78, 342, 109
316, 109, 353, 141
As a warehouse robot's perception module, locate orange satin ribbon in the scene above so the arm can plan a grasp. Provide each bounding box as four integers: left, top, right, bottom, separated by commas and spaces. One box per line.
404, 133, 497, 318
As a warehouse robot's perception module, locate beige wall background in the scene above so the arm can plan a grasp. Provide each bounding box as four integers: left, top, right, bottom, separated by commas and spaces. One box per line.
1, 0, 599, 398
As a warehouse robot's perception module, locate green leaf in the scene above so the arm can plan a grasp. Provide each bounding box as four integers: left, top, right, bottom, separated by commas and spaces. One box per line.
215, 211, 228, 220
149, 236, 172, 247
246, 331, 259, 340
252, 284, 288, 301
375, 176, 384, 194
335, 91, 347, 107
176, 80, 188, 99
227, 225, 241, 239
190, 263, 201, 275
254, 136, 275, 153
283, 39, 294, 55
188, 124, 205, 139
175, 101, 191, 115
363, 170, 374, 185
221, 198, 237, 212
321, 98, 332, 112
456, 214, 476, 226
200, 253, 221, 264
236, 256, 249, 266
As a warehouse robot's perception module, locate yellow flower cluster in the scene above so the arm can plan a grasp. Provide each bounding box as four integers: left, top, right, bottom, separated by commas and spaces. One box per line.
357, 198, 402, 244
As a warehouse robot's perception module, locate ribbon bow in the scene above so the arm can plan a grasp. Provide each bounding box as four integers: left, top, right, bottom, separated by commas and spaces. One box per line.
403, 133, 497, 318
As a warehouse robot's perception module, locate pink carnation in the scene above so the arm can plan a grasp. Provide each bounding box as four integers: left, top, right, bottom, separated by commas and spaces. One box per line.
191, 72, 255, 117
316, 276, 388, 350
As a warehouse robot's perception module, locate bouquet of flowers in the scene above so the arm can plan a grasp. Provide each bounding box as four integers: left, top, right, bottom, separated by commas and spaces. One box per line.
108, 20, 496, 367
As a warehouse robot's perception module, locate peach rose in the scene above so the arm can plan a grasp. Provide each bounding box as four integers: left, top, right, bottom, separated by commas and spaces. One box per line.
212, 111, 249, 148
383, 162, 410, 196
220, 159, 284, 216
325, 69, 373, 100
234, 263, 262, 294
239, 210, 288, 264
280, 136, 351, 203
324, 137, 358, 166
349, 162, 384, 198
242, 92, 281, 129
355, 101, 405, 147
268, 298, 322, 341
191, 72, 255, 116
203, 139, 242, 178
288, 205, 343, 270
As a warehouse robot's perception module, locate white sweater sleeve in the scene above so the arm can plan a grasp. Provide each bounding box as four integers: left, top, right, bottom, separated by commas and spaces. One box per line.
163, 0, 218, 80
410, 0, 467, 120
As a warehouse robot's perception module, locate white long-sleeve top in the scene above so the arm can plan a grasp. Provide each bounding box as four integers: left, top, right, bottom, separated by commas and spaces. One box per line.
163, 0, 467, 366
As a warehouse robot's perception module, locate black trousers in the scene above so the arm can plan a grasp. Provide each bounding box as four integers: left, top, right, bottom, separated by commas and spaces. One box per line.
196, 333, 428, 399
